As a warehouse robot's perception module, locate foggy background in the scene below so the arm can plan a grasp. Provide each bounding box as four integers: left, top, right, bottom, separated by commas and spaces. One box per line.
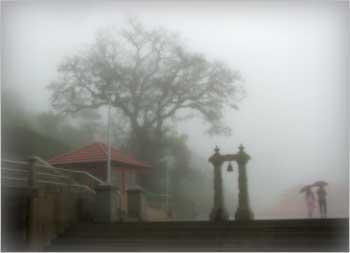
2, 0, 349, 219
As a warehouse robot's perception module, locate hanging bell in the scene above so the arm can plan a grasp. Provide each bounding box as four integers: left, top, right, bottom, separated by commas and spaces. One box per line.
227, 162, 233, 172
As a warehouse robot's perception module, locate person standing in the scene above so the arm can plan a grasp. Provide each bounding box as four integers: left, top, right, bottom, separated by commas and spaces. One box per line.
305, 188, 316, 218
316, 185, 327, 218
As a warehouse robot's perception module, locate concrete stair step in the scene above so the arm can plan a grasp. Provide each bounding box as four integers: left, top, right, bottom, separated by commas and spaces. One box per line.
46, 219, 349, 252
66, 227, 345, 234
63, 229, 346, 238
65, 224, 346, 231
51, 237, 347, 244
47, 243, 348, 252
48, 241, 349, 252
62, 231, 345, 239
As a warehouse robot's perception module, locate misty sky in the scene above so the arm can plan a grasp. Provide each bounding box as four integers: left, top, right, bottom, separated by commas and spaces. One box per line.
2, 1, 349, 214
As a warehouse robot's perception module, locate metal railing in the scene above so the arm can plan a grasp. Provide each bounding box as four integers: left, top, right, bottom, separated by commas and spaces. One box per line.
1, 157, 105, 194
1, 156, 105, 251
35, 156, 105, 187
144, 189, 172, 209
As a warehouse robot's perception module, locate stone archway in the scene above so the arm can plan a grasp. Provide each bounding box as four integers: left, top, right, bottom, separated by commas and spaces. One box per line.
208, 144, 254, 221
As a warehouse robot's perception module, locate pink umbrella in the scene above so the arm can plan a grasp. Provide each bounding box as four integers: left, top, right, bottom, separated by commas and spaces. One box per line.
300, 185, 312, 193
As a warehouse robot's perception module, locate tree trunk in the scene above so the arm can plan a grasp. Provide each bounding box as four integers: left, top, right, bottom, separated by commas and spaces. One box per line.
129, 127, 163, 192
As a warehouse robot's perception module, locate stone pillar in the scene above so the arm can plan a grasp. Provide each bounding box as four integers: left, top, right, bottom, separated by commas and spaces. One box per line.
127, 186, 145, 221
209, 147, 228, 221
235, 145, 254, 220
94, 185, 119, 223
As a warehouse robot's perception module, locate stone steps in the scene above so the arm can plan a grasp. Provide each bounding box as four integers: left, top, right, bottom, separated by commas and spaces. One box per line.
46, 219, 349, 252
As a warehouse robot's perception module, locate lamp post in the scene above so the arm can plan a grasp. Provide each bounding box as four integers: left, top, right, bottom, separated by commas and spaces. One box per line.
95, 90, 119, 223
106, 92, 113, 185
165, 164, 169, 211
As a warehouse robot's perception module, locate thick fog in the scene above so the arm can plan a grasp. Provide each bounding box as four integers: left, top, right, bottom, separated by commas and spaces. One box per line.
2, 1, 348, 218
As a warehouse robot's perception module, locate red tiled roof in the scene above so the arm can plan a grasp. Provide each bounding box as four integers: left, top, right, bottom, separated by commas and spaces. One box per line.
48, 142, 151, 169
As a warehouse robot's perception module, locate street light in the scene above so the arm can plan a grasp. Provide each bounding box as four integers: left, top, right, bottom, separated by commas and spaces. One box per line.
106, 90, 113, 185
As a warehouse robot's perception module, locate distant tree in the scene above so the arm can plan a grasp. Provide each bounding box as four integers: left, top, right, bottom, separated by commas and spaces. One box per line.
49, 19, 244, 192
49, 19, 243, 159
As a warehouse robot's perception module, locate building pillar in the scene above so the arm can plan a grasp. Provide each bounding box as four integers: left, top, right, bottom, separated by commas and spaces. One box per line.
94, 185, 120, 223
127, 186, 145, 221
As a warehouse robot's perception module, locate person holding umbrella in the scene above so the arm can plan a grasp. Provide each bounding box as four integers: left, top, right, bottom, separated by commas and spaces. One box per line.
313, 181, 328, 218
300, 185, 316, 218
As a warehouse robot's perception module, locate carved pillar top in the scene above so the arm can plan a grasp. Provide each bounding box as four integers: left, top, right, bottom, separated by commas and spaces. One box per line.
236, 144, 250, 165
209, 146, 224, 167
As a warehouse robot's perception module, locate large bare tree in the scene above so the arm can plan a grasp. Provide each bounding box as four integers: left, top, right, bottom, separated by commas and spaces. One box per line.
49, 19, 243, 164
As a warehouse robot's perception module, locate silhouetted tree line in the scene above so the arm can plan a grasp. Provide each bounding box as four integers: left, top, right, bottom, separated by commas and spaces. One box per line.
1, 89, 106, 159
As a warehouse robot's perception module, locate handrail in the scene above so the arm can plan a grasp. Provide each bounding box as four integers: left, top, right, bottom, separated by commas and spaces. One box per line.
2, 157, 98, 194
37, 172, 69, 179
37, 180, 96, 194
2, 175, 95, 194
144, 190, 172, 198
1, 159, 28, 166
3, 157, 105, 186
33, 156, 105, 185
2, 176, 27, 181
128, 184, 172, 198
2, 167, 29, 173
